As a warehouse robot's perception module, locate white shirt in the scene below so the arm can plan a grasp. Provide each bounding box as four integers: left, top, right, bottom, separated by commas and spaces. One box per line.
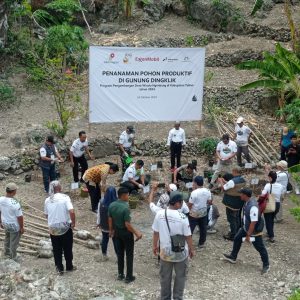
70, 138, 88, 158
150, 201, 189, 215
262, 183, 284, 203
217, 140, 237, 160
119, 131, 134, 148
243, 206, 259, 225
44, 193, 73, 235
189, 188, 212, 213
0, 197, 22, 232
167, 128, 186, 145
235, 125, 251, 145
152, 208, 191, 262
122, 163, 144, 182
276, 171, 288, 193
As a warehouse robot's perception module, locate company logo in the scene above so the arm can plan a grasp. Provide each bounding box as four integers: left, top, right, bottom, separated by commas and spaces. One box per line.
104, 53, 119, 64
183, 56, 190, 62
162, 57, 178, 62
192, 95, 198, 102
135, 56, 160, 62
123, 53, 132, 64
109, 53, 115, 61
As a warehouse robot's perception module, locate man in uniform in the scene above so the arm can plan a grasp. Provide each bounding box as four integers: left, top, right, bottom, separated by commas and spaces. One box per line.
119, 126, 135, 172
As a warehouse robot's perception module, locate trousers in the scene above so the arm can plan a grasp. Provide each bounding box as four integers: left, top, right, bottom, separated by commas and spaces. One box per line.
237, 145, 251, 165
160, 258, 188, 300
86, 182, 101, 211
114, 231, 134, 278
41, 165, 56, 193
4, 230, 21, 259
120, 178, 149, 194
170, 142, 182, 169
101, 231, 117, 256
264, 202, 280, 238
50, 228, 74, 271
211, 161, 234, 184
72, 155, 88, 182
189, 215, 207, 246
231, 228, 269, 268
226, 207, 241, 238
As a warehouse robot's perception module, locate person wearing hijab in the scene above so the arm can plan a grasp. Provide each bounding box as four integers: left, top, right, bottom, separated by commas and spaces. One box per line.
97, 186, 118, 261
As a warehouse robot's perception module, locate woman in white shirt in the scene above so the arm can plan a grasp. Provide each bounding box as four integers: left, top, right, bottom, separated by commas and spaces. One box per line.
261, 171, 284, 243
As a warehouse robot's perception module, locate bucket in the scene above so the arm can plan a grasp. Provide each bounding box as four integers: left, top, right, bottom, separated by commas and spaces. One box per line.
25, 174, 32, 183
125, 156, 133, 165
80, 187, 89, 198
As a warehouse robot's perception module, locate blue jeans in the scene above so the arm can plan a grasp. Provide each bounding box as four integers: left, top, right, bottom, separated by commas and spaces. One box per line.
231, 228, 269, 268
101, 231, 117, 256
42, 165, 56, 193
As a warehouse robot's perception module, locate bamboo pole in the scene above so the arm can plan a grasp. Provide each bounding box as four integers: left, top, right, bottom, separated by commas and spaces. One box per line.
27, 223, 49, 233
0, 237, 39, 250
26, 220, 49, 231
25, 228, 49, 238
0, 247, 38, 255
23, 234, 46, 242
23, 202, 44, 215
24, 211, 47, 222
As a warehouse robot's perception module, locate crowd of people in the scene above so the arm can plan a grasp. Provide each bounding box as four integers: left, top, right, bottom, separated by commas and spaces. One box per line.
0, 118, 299, 300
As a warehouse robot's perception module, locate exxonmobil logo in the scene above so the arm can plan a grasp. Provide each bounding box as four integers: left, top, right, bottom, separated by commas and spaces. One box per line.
135, 56, 160, 62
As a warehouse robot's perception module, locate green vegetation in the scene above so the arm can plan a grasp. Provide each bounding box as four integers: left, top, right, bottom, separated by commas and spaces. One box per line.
289, 288, 300, 300
198, 137, 219, 157
0, 81, 16, 108
185, 35, 194, 46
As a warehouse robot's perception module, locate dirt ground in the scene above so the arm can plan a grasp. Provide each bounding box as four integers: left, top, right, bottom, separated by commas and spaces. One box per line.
0, 154, 299, 300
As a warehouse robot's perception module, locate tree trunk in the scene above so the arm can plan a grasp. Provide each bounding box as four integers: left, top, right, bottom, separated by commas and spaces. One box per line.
0, 2, 8, 49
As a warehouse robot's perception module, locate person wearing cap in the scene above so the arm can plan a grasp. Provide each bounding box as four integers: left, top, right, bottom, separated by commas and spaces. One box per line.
44, 181, 76, 275
286, 134, 300, 168
218, 167, 246, 241
166, 121, 186, 172
280, 127, 294, 161
121, 160, 149, 194
119, 126, 135, 172
148, 182, 189, 215
69, 131, 94, 183
173, 163, 197, 185
83, 162, 119, 213
223, 188, 270, 275
188, 176, 212, 249
234, 117, 252, 167
152, 191, 195, 300
260, 171, 284, 243
0, 183, 24, 260
108, 187, 143, 283
210, 134, 237, 188
39, 135, 64, 193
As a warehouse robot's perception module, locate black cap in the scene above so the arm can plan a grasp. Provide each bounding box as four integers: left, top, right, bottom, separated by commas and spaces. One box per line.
47, 135, 55, 144
239, 188, 252, 198
193, 176, 203, 186
127, 126, 135, 134
169, 191, 183, 205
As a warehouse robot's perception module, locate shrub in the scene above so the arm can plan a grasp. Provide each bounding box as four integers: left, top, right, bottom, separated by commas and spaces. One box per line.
289, 288, 300, 300
198, 137, 218, 156
0, 81, 16, 108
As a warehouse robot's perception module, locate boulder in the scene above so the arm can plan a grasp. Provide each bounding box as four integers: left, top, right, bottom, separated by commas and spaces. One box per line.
95, 0, 119, 22
92, 141, 117, 158
143, 0, 169, 21
26, 127, 49, 145
98, 23, 120, 35
0, 156, 12, 171
10, 133, 23, 148
0, 259, 21, 275
171, 0, 187, 16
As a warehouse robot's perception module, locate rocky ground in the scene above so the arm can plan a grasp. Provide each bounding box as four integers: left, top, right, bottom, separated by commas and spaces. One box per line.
0, 155, 300, 300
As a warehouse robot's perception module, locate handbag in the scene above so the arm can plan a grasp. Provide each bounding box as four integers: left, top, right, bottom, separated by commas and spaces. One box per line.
257, 194, 267, 214
165, 209, 186, 253
264, 184, 276, 213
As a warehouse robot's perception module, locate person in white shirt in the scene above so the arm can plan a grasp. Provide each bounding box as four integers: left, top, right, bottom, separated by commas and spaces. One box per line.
148, 182, 189, 215
39, 136, 63, 193
234, 117, 252, 166
210, 134, 237, 188
0, 183, 24, 260
260, 171, 284, 243
44, 181, 76, 275
119, 126, 135, 172
70, 131, 94, 183
121, 160, 149, 194
188, 176, 212, 249
166, 121, 186, 172
152, 191, 194, 300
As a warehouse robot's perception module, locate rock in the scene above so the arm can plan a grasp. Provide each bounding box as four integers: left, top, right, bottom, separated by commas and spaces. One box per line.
98, 23, 120, 35
10, 133, 23, 148
26, 127, 49, 145
143, 0, 169, 21
0, 173, 4, 180
95, 0, 119, 22
0, 156, 12, 171
13, 169, 24, 175
278, 281, 285, 287
87, 240, 99, 249
21, 269, 37, 282
91, 141, 116, 158
0, 259, 21, 275
75, 230, 90, 240
49, 291, 60, 299
171, 0, 187, 16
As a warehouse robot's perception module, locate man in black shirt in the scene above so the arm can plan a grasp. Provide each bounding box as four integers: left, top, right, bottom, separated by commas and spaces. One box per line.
286, 135, 300, 168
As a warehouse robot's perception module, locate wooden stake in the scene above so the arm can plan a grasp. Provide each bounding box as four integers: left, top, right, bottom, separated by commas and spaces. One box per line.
24, 211, 47, 222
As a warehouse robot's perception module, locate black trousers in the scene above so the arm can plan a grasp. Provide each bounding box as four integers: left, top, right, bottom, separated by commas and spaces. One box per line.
231, 228, 269, 268
86, 182, 101, 211
226, 207, 241, 238
170, 142, 182, 169
120, 178, 149, 194
189, 215, 207, 246
264, 202, 280, 239
72, 155, 88, 182
50, 228, 73, 272
115, 231, 134, 278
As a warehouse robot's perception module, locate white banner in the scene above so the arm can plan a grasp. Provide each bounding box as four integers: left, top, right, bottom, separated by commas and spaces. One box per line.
89, 46, 205, 123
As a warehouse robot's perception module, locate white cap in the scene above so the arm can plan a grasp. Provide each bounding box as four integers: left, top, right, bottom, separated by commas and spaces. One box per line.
236, 117, 244, 124
175, 121, 180, 125
169, 184, 177, 192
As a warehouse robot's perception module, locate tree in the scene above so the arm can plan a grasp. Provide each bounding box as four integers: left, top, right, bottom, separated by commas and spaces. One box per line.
0, 1, 8, 48
236, 43, 300, 109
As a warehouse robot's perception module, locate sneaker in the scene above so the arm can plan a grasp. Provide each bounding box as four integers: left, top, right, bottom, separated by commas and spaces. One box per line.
268, 238, 275, 243
207, 228, 217, 234
261, 265, 270, 275
124, 276, 136, 284
117, 274, 125, 281
197, 244, 205, 251
101, 254, 109, 262
223, 234, 234, 241
66, 266, 77, 272
56, 267, 64, 276
223, 254, 237, 264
